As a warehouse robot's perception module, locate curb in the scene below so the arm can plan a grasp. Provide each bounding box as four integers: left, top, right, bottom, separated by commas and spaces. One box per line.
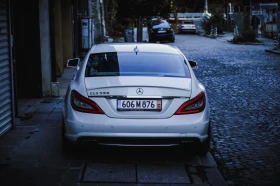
265, 49, 280, 55
227, 40, 264, 45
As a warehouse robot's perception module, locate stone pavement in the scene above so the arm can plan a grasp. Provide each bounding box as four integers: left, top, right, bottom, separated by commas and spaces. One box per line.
0, 34, 278, 185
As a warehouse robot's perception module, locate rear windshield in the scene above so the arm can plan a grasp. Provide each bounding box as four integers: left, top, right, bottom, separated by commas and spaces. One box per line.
152, 21, 170, 29
182, 21, 194, 24
85, 52, 191, 78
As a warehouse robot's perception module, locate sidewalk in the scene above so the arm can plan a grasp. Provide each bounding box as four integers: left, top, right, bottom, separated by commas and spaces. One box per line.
216, 32, 280, 55
16, 67, 77, 121
0, 67, 77, 186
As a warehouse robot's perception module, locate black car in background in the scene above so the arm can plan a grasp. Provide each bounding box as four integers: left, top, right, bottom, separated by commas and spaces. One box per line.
148, 19, 175, 43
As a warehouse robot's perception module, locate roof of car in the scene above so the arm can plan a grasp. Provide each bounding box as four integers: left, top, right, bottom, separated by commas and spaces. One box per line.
88, 43, 181, 54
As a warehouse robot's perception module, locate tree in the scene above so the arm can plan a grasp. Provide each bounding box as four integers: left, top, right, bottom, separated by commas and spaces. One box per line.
208, 0, 225, 14
116, 0, 170, 19
172, 0, 205, 12
107, 0, 170, 40
103, 0, 119, 36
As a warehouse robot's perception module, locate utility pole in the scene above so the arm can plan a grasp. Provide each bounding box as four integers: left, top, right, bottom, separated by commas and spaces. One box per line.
204, 0, 208, 14
99, 0, 104, 43
250, 0, 252, 25
91, 0, 103, 44
227, 0, 230, 31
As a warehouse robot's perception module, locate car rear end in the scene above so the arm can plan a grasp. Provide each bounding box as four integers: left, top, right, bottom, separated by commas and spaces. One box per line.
63, 43, 210, 154
149, 20, 175, 42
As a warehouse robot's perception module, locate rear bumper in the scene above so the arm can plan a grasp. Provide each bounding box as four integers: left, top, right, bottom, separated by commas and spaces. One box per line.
178, 29, 196, 33
149, 33, 174, 41
65, 129, 209, 147
75, 136, 202, 147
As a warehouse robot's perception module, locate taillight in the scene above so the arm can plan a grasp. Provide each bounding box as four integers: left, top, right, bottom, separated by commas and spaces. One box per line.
70, 90, 104, 114
175, 92, 206, 115
180, 26, 185, 29
192, 26, 196, 29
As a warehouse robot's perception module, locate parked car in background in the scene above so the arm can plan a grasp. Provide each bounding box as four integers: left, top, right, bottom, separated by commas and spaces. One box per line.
63, 43, 211, 156
148, 19, 175, 43
177, 20, 196, 34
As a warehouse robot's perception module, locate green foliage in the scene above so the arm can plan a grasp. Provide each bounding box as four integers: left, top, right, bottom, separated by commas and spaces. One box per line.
172, 0, 205, 12
201, 13, 224, 35
201, 17, 212, 35
231, 29, 258, 43
116, 0, 170, 19
104, 0, 119, 36
106, 0, 170, 36
107, 22, 129, 37
208, 0, 226, 14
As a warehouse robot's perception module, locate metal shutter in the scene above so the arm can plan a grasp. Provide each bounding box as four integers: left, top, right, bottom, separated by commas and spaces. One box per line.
0, 0, 13, 138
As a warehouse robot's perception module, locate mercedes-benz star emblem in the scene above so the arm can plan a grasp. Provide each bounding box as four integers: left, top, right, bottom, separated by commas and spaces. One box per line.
136, 88, 144, 95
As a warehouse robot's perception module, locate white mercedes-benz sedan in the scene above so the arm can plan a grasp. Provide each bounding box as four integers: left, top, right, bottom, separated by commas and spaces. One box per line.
62, 43, 210, 155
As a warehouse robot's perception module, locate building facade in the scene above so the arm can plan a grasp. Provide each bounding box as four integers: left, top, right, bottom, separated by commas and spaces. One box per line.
259, 3, 279, 37
0, 0, 14, 138
0, 0, 104, 138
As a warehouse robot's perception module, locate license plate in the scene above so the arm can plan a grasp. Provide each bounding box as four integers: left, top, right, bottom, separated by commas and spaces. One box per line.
117, 99, 162, 111
157, 30, 166, 33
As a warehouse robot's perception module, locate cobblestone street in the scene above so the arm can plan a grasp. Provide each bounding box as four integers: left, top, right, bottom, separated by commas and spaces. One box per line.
172, 33, 280, 186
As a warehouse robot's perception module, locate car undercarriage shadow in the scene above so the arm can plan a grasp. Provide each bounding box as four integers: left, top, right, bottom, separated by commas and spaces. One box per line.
64, 145, 200, 162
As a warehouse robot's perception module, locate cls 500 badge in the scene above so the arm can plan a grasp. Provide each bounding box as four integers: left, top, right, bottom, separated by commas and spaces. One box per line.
89, 92, 110, 95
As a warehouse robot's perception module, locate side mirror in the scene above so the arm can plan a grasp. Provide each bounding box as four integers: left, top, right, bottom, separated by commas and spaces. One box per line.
189, 60, 198, 69
67, 58, 80, 68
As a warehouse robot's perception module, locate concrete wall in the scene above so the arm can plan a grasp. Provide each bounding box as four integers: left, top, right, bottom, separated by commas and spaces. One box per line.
39, 0, 52, 97
54, 0, 64, 76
